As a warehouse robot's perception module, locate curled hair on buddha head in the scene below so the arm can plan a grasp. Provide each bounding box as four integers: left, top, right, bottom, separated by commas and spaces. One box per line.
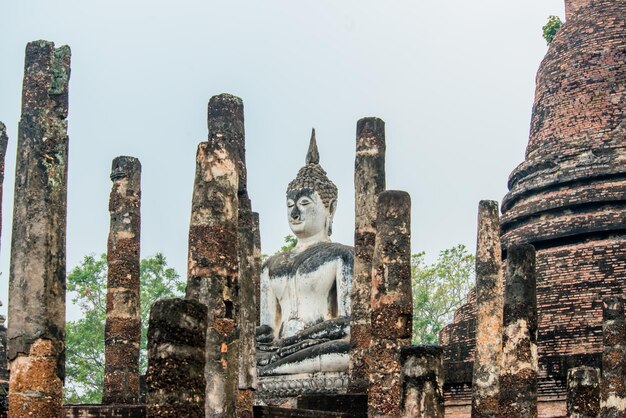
286, 128, 339, 210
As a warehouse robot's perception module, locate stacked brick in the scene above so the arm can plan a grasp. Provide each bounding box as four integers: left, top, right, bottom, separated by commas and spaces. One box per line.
441, 1, 626, 415
565, 0, 591, 19
7, 40, 71, 418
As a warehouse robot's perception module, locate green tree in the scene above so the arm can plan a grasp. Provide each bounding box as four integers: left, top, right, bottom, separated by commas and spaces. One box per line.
543, 15, 563, 45
64, 253, 184, 404
278, 235, 297, 253
411, 244, 474, 344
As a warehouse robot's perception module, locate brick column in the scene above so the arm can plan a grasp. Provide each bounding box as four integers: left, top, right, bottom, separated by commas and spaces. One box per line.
186, 96, 240, 417
499, 244, 538, 418
472, 200, 503, 417
368, 190, 412, 417
400, 346, 444, 418
8, 40, 70, 418
567, 366, 600, 418
601, 297, 626, 417
350, 117, 386, 393
146, 298, 207, 417
103, 156, 141, 404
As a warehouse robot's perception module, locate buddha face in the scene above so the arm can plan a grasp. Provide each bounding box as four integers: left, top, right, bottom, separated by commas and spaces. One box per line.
286, 188, 334, 240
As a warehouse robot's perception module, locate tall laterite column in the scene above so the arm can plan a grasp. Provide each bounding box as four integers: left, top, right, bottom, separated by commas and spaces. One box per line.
8, 40, 71, 418
350, 117, 386, 393
103, 156, 142, 404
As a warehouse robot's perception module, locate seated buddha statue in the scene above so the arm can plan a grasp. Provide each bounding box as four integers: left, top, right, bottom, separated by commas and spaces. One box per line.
256, 129, 354, 376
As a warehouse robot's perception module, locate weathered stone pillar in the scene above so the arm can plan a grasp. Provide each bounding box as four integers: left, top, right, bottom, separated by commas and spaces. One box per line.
207, 94, 257, 417
472, 200, 503, 417
350, 117, 386, 393
0, 304, 7, 383
0, 123, 7, 249
0, 308, 6, 418
0, 125, 8, 418
7, 40, 70, 418
368, 190, 412, 417
146, 298, 207, 417
601, 296, 626, 418
567, 366, 600, 418
252, 212, 262, 325
499, 244, 538, 418
186, 96, 240, 417
103, 156, 141, 404
237, 206, 258, 418
400, 345, 444, 418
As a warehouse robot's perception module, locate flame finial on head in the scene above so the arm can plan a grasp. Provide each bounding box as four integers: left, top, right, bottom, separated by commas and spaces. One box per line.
306, 128, 320, 165
287, 128, 338, 209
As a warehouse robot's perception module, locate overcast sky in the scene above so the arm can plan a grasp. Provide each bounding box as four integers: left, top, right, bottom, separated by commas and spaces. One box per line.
0, 0, 565, 320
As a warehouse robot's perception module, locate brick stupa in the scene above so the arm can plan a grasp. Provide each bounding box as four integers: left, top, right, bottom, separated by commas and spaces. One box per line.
441, 0, 626, 416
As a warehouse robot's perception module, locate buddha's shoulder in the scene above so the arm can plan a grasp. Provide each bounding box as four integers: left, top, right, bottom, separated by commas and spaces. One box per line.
264, 242, 354, 277
308, 242, 354, 262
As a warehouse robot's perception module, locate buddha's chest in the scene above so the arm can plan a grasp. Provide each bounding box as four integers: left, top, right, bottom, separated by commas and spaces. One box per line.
269, 261, 338, 314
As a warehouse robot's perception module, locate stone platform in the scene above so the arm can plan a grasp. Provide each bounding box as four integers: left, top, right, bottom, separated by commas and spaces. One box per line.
256, 371, 350, 406
64, 405, 146, 417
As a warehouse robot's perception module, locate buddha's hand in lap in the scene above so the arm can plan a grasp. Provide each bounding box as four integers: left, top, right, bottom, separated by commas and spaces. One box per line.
277, 316, 349, 348
255, 317, 349, 367
256, 324, 276, 344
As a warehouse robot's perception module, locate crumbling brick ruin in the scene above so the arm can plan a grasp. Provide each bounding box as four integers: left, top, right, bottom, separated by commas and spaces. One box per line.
0, 0, 624, 416
441, 0, 626, 416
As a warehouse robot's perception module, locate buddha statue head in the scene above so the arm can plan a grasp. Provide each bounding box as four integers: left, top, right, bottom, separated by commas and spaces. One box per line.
286, 129, 338, 248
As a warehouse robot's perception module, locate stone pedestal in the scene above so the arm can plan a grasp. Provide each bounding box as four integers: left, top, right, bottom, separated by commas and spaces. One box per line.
257, 372, 350, 407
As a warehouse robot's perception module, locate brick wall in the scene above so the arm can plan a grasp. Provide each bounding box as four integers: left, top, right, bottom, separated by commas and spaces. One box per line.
441, 1, 626, 416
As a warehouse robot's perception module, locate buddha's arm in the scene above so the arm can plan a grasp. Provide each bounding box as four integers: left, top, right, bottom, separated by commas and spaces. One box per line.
336, 256, 352, 318
258, 265, 279, 342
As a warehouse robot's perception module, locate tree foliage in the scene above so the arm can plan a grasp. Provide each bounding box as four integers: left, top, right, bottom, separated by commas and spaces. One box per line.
542, 15, 563, 45
64, 253, 184, 404
411, 244, 474, 344
278, 235, 297, 253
